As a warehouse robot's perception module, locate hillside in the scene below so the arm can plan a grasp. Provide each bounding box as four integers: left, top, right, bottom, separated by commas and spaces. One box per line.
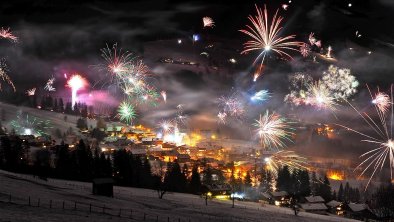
0, 170, 357, 222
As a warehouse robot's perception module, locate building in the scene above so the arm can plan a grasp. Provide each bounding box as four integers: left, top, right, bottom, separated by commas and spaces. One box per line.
344, 203, 376, 221
261, 191, 290, 206
299, 196, 328, 214
326, 200, 344, 215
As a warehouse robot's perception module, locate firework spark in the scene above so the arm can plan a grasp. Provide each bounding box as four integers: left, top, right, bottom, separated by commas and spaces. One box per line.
372, 92, 391, 114
321, 65, 358, 100
253, 110, 294, 150
219, 92, 245, 119
117, 101, 136, 125
306, 81, 338, 111
239, 5, 302, 65
202, 17, 215, 28
284, 72, 313, 106
0, 60, 16, 92
337, 85, 394, 189
161, 91, 167, 103
101, 43, 134, 75
26, 88, 36, 96
10, 112, 52, 136
300, 43, 311, 57
253, 64, 265, 82
67, 74, 87, 109
281, 4, 289, 10
264, 150, 309, 175
250, 90, 271, 103
217, 112, 227, 124
0, 27, 18, 42
44, 77, 56, 92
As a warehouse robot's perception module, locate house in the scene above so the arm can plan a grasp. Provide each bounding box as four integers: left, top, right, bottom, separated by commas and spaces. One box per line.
299, 203, 328, 214
344, 203, 377, 221
261, 191, 290, 206
326, 200, 344, 215
304, 195, 325, 203
203, 183, 231, 199
298, 195, 328, 214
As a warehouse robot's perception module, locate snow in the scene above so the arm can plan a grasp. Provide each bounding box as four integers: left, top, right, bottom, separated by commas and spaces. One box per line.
305, 196, 325, 203
0, 170, 359, 222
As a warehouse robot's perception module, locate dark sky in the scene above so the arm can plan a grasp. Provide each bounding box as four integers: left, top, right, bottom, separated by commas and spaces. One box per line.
1, 0, 394, 162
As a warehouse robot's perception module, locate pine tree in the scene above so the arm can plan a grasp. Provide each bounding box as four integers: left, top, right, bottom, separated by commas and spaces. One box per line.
59, 98, 64, 112
344, 182, 350, 203
276, 166, 291, 192
244, 171, 252, 187
338, 183, 344, 202
260, 169, 273, 192
299, 170, 311, 197
319, 176, 332, 202
310, 172, 319, 195
189, 166, 201, 194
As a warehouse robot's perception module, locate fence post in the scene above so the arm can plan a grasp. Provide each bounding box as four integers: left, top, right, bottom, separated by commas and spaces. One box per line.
8, 194, 11, 203
102, 205, 105, 214
130, 209, 133, 219
89, 204, 92, 213
74, 202, 76, 210
156, 215, 158, 222
62, 201, 65, 210
38, 198, 40, 207
178, 218, 181, 222
118, 209, 121, 217
28, 196, 31, 206
167, 217, 170, 222
143, 213, 146, 220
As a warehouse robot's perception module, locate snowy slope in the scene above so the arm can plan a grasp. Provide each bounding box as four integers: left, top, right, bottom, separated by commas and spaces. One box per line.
0, 170, 358, 222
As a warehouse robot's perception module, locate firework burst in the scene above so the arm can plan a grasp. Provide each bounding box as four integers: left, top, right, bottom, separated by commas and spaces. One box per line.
300, 43, 311, 57
321, 65, 358, 100
264, 150, 309, 175
202, 17, 215, 28
10, 112, 52, 136
372, 91, 391, 114
101, 43, 134, 75
253, 110, 294, 150
218, 92, 245, 119
44, 77, 56, 92
239, 4, 303, 66
285, 72, 313, 106
117, 101, 136, 125
250, 90, 271, 103
0, 27, 18, 42
337, 85, 394, 189
26, 88, 36, 96
253, 64, 265, 82
67, 74, 87, 109
0, 60, 16, 92
217, 112, 227, 124
306, 81, 338, 111
161, 91, 167, 103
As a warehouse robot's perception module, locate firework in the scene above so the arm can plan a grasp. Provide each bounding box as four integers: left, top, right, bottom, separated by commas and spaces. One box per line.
326, 46, 332, 58
161, 91, 167, 103
175, 104, 188, 125
67, 74, 87, 109
337, 85, 394, 189
315, 40, 321, 48
0, 27, 17, 42
44, 77, 56, 92
217, 112, 227, 124
285, 72, 313, 106
300, 43, 311, 57
250, 90, 271, 103
264, 150, 308, 175
26, 88, 36, 96
308, 32, 316, 45
0, 61, 16, 92
101, 43, 134, 75
306, 81, 338, 111
10, 112, 52, 136
219, 92, 245, 119
117, 101, 136, 125
281, 4, 289, 10
239, 5, 302, 65
321, 65, 358, 100
202, 17, 215, 28
372, 92, 390, 114
253, 110, 294, 150
253, 64, 265, 82
158, 119, 173, 134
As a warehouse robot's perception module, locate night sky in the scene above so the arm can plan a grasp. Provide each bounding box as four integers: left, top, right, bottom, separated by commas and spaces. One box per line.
1, 0, 394, 161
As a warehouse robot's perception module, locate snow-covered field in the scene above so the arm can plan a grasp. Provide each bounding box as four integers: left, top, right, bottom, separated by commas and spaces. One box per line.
0, 170, 357, 222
